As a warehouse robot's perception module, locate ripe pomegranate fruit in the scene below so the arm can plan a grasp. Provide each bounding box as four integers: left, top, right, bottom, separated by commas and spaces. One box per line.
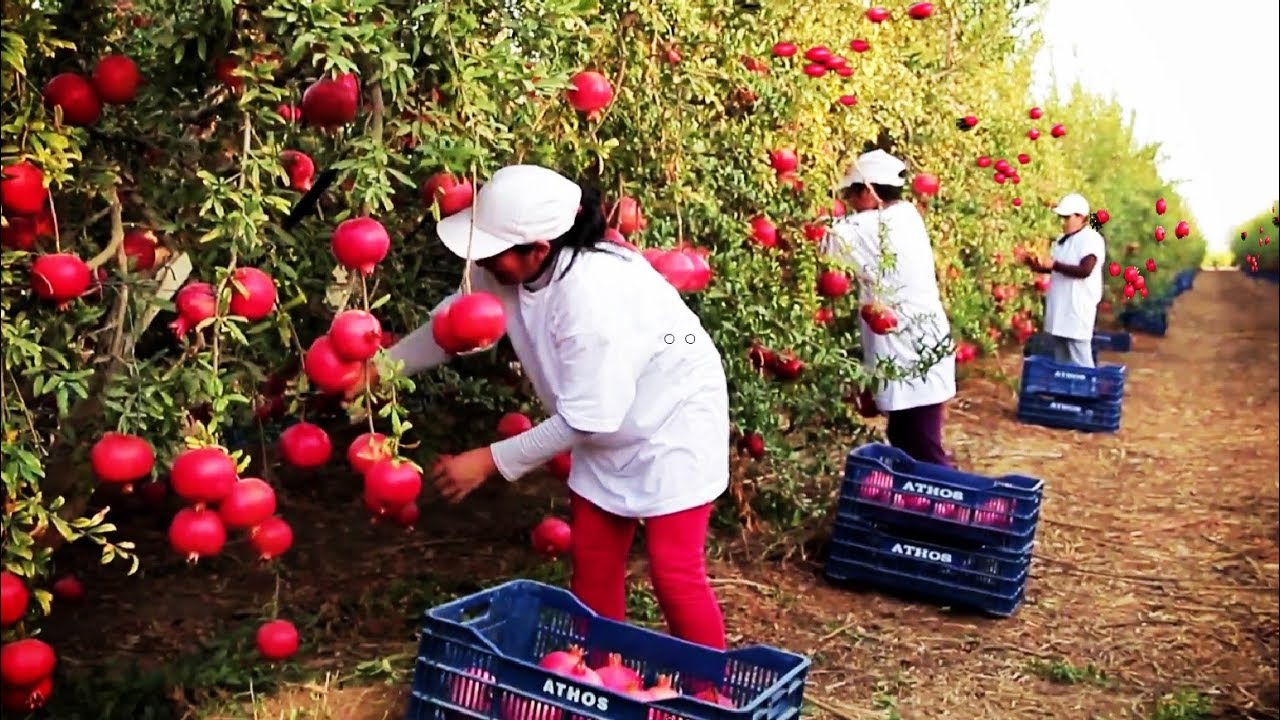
256, 619, 300, 661
1, 673, 54, 712
739, 432, 766, 459
303, 335, 364, 393
1017, 153, 1031, 165
122, 228, 158, 271
817, 270, 850, 297
432, 292, 506, 353
650, 249, 698, 292
0, 638, 56, 688
912, 173, 940, 197
365, 458, 423, 508
1051, 123, 1066, 138
612, 196, 645, 236
769, 149, 798, 173
497, 412, 534, 439
249, 516, 294, 560
347, 432, 390, 475
331, 217, 390, 275
803, 46, 832, 63
975, 156, 992, 168
1, 572, 29, 627
1, 216, 38, 250
228, 267, 276, 321
908, 3, 934, 19
30, 253, 92, 305
802, 63, 827, 77
531, 516, 572, 557
1154, 225, 1166, 242
1027, 128, 1041, 140
860, 303, 898, 335
213, 57, 243, 92
1, 161, 47, 215
547, 452, 571, 481
168, 507, 227, 562
865, 6, 890, 22
90, 431, 154, 490
50, 575, 85, 603
683, 248, 713, 292
42, 73, 101, 126
218, 478, 277, 529
277, 103, 301, 122
771, 42, 797, 57
1175, 220, 1190, 239
170, 281, 217, 337
593, 653, 642, 692
91, 54, 141, 104
850, 39, 871, 53
1109, 262, 1121, 277
169, 446, 238, 506
749, 216, 778, 248
1146, 258, 1157, 272
278, 421, 332, 469
391, 501, 420, 528
1029, 106, 1044, 119
280, 150, 315, 192
422, 172, 474, 217
301, 72, 360, 129
566, 70, 614, 115
329, 309, 383, 362
1155, 197, 1167, 215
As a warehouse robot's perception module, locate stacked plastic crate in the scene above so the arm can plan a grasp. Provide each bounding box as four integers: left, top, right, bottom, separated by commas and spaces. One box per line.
824, 444, 1044, 618
1016, 355, 1126, 433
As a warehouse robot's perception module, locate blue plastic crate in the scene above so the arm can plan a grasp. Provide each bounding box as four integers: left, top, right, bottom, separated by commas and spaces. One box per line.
407, 580, 811, 720
1119, 308, 1168, 337
1019, 356, 1125, 400
838, 444, 1043, 550
824, 526, 1027, 617
1016, 393, 1122, 433
1092, 331, 1131, 352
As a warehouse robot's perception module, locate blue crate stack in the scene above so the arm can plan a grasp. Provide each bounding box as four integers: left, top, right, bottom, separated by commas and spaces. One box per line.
824, 444, 1044, 618
406, 579, 811, 720
1016, 356, 1126, 433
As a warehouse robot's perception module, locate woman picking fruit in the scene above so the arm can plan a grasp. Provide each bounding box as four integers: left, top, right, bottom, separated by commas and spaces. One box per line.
822, 149, 957, 468
1022, 192, 1106, 368
378, 164, 731, 650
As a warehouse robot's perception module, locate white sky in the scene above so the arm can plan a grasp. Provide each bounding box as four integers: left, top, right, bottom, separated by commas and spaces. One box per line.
1032, 0, 1280, 250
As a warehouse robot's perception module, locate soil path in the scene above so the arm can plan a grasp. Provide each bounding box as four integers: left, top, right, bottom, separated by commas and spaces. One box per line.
40, 271, 1279, 720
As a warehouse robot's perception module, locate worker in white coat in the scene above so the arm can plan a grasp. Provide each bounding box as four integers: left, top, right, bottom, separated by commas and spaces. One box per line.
375, 165, 731, 650
822, 149, 957, 467
1023, 192, 1106, 368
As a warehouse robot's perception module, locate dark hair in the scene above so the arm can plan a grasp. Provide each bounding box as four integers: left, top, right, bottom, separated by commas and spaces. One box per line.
846, 182, 904, 203
519, 181, 621, 281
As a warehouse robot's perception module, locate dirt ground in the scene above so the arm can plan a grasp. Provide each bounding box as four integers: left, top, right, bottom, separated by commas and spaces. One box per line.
40, 270, 1279, 720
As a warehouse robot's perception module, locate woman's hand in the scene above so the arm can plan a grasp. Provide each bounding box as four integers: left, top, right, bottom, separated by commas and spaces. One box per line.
1023, 255, 1050, 274
431, 447, 499, 504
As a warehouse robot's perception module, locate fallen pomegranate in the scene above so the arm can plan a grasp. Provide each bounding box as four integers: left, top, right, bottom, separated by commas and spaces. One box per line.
256, 619, 300, 661
301, 72, 360, 129
249, 516, 294, 560
331, 217, 391, 275
1, 572, 29, 627
329, 309, 383, 362
1, 161, 48, 215
280, 150, 316, 192
30, 253, 92, 305
91, 54, 142, 104
531, 516, 572, 557
218, 478, 277, 529
169, 446, 238, 506
168, 507, 227, 562
566, 70, 614, 116
42, 73, 101, 126
278, 421, 333, 469
90, 431, 155, 491
50, 575, 85, 604
303, 334, 365, 394
170, 281, 218, 337
422, 171, 474, 217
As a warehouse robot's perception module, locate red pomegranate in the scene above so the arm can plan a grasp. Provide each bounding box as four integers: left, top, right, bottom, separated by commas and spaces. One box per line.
817, 270, 850, 298
364, 458, 423, 507
684, 248, 713, 292
278, 421, 332, 469
1, 674, 53, 713
169, 446, 238, 506
865, 6, 890, 22
301, 72, 360, 129
907, 2, 934, 19
91, 54, 142, 104
422, 172, 474, 217
256, 619, 300, 661
218, 478, 277, 529
650, 249, 697, 292
769, 149, 798, 173
50, 575, 85, 603
329, 309, 383, 361
30, 253, 92, 304
168, 507, 227, 562
547, 452, 571, 481
1, 572, 29, 627
1, 217, 38, 250
912, 173, 940, 197
280, 150, 315, 192
0, 638, 56, 688
749, 216, 778, 248
213, 57, 243, 92
347, 432, 390, 474
850, 39, 871, 53
228, 267, 276, 321
566, 70, 614, 114
170, 281, 217, 337
531, 516, 572, 557
122, 228, 158, 271
612, 196, 644, 236
772, 42, 798, 57
496, 412, 534, 439
331, 217, 390, 275
89, 431, 154, 489
42, 73, 101, 126
1, 161, 48, 215
392, 501, 420, 528
249, 516, 293, 560
433, 293, 506, 353
303, 335, 364, 393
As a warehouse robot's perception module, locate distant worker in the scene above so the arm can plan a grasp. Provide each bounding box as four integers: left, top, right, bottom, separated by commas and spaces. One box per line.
1023, 192, 1106, 368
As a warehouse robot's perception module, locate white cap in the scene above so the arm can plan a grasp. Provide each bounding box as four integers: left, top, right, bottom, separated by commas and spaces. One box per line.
437, 165, 583, 260
1053, 193, 1090, 217
837, 149, 907, 189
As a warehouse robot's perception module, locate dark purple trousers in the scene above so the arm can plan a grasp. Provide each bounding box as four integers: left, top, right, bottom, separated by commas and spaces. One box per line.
885, 402, 953, 468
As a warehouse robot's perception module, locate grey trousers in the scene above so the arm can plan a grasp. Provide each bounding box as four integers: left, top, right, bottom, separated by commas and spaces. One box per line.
1051, 335, 1094, 368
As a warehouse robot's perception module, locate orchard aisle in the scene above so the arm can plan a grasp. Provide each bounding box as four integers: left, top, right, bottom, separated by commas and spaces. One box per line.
723, 269, 1280, 720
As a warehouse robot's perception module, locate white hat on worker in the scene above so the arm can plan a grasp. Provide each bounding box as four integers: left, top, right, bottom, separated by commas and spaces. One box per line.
1053, 193, 1090, 217
837, 149, 907, 189
437, 165, 583, 261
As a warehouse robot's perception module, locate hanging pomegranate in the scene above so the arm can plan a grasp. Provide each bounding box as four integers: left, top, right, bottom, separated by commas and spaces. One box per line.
217, 478, 277, 529
278, 421, 332, 469
30, 253, 92, 305
331, 217, 390, 275
301, 72, 360, 129
168, 507, 227, 563
249, 516, 294, 560
328, 309, 383, 361
91, 54, 142, 104
170, 282, 218, 337
566, 70, 614, 117
1, 161, 48, 215
364, 458, 423, 508
303, 335, 364, 393
89, 432, 155, 491
228, 267, 276, 321
169, 446, 238, 506
42, 73, 101, 126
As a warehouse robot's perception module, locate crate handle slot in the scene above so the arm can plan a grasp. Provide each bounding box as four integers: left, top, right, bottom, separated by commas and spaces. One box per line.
457, 599, 493, 625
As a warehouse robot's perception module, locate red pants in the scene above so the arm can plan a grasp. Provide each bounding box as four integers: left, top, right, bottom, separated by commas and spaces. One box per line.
569, 492, 727, 650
